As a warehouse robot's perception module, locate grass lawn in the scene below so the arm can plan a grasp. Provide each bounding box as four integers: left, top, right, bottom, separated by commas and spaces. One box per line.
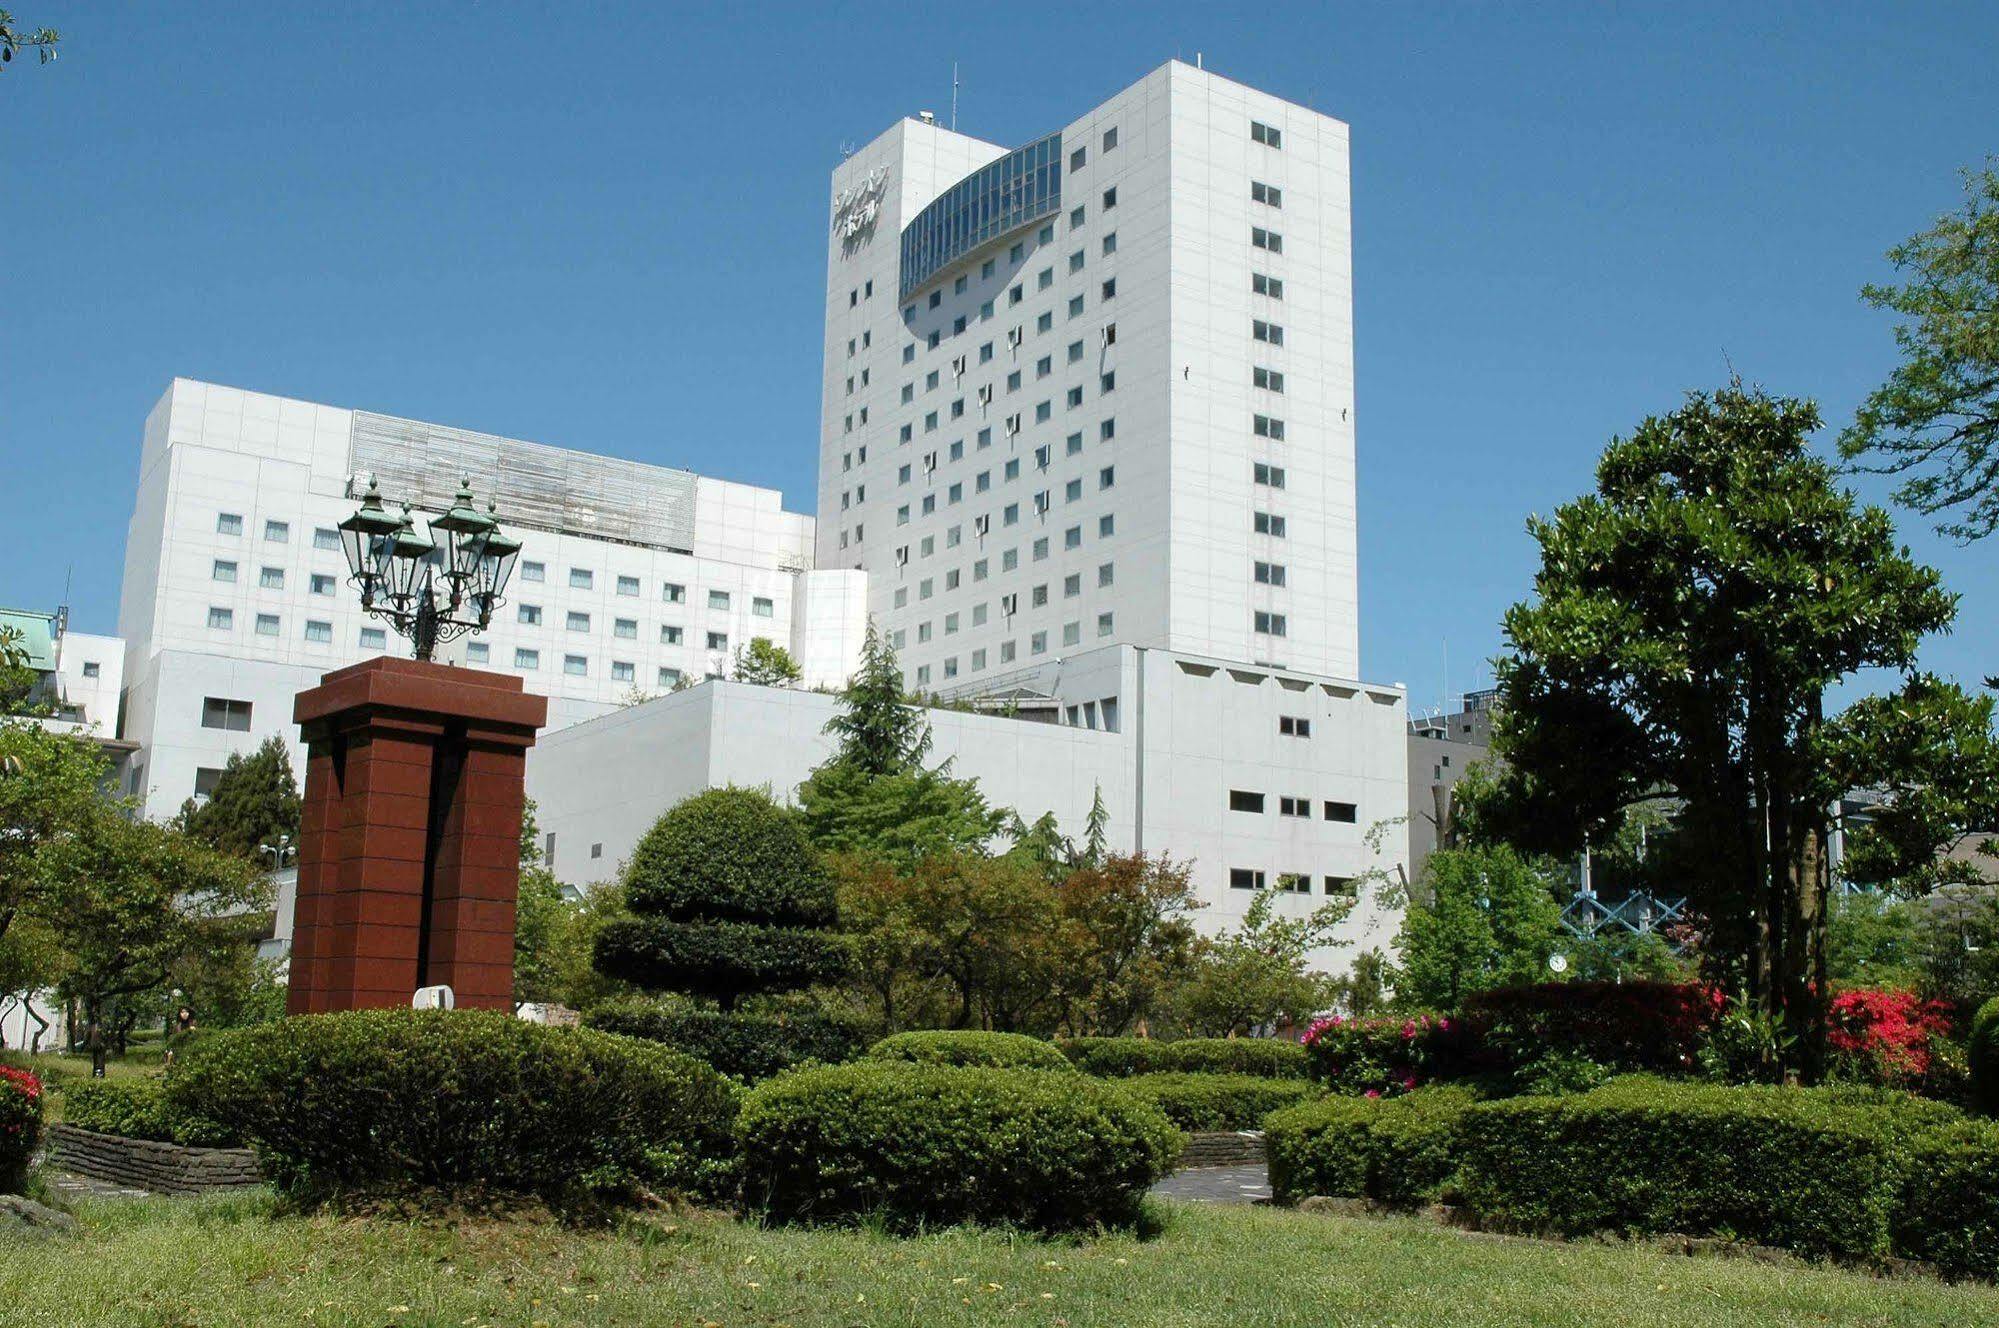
1, 1192, 1995, 1328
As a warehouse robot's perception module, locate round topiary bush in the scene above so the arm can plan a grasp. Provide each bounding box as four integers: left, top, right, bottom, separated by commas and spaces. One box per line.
866, 1030, 1073, 1071
0, 1064, 42, 1194
1971, 995, 1999, 1116
594, 787, 847, 1003
585, 993, 865, 1082
166, 1009, 739, 1207
737, 1061, 1181, 1231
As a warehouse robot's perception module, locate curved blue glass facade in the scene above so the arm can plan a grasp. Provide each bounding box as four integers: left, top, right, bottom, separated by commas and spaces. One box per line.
899, 132, 1062, 300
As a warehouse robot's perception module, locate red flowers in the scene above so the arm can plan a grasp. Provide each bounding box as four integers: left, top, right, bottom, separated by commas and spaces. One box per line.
1827, 988, 1952, 1084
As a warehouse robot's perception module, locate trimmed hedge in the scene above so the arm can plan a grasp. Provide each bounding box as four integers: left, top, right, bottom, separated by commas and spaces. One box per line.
593, 916, 848, 1000
737, 1061, 1181, 1231
0, 1064, 41, 1193
61, 1077, 236, 1147
1895, 1118, 1999, 1280
1453, 1077, 1957, 1259
623, 785, 835, 925
168, 1009, 739, 1207
867, 1030, 1073, 1071
1120, 1073, 1320, 1132
584, 994, 865, 1082
1972, 995, 1999, 1116
1461, 981, 1721, 1078
1266, 1086, 1475, 1207
1302, 1014, 1459, 1096
1059, 1036, 1309, 1079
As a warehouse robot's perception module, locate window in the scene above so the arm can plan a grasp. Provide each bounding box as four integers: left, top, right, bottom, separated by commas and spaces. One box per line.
1279, 715, 1312, 737
1254, 367, 1286, 393
518, 604, 543, 625
1099, 514, 1115, 537
1030, 630, 1048, 655
1099, 465, 1116, 490
566, 611, 590, 632
1100, 418, 1117, 440
1254, 512, 1288, 537
611, 660, 635, 683
1063, 573, 1081, 598
200, 697, 252, 731
1255, 561, 1287, 587
1102, 232, 1117, 256
216, 512, 242, 536
1063, 621, 1081, 646
1066, 386, 1083, 409
1277, 873, 1312, 894
1253, 318, 1284, 345
1064, 525, 1082, 550
1098, 562, 1114, 587
313, 527, 340, 551
304, 620, 332, 643
1253, 273, 1285, 299
1031, 584, 1049, 608
360, 627, 387, 649
1251, 119, 1282, 148
708, 590, 731, 610
1068, 294, 1085, 318
569, 568, 593, 590
1229, 790, 1267, 813
259, 566, 284, 590
663, 582, 685, 603
264, 519, 290, 543
1254, 414, 1287, 440
658, 666, 682, 687
564, 654, 588, 677
510, 647, 538, 670
522, 560, 546, 582
1251, 181, 1283, 208
81, 660, 101, 678
466, 642, 488, 664
1065, 478, 1082, 503
1230, 868, 1267, 891
1102, 125, 1118, 151
661, 624, 683, 645
1279, 796, 1311, 818
207, 606, 233, 630
1102, 185, 1117, 210
1324, 801, 1359, 824
1069, 145, 1086, 171
752, 596, 774, 617
1252, 226, 1283, 253
1254, 610, 1288, 636
616, 575, 640, 597
706, 631, 728, 651
1097, 611, 1113, 637
614, 617, 637, 639
1254, 462, 1287, 488
194, 767, 224, 799
211, 559, 237, 583
310, 573, 335, 595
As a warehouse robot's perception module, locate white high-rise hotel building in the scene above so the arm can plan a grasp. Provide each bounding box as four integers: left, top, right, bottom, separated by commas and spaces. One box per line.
818, 61, 1356, 690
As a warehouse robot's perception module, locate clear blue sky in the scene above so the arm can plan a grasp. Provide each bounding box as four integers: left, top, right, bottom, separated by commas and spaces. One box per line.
4, 3, 1995, 713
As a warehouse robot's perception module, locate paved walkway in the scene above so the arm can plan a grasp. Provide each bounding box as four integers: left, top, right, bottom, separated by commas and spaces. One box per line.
1149, 1164, 1271, 1205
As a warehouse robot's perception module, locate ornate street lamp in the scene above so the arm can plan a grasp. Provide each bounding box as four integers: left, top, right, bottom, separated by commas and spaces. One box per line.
337, 477, 521, 662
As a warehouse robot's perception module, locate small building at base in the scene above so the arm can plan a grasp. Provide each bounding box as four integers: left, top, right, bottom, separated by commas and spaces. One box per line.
526, 642, 1408, 972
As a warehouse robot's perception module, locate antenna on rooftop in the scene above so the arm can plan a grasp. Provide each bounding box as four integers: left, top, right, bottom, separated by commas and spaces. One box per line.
951, 61, 959, 131
839, 139, 856, 159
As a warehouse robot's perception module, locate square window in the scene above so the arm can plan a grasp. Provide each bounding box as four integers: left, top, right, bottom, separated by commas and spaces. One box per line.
515, 648, 540, 670
259, 566, 284, 590
753, 596, 774, 617
313, 527, 340, 551
466, 642, 489, 663
200, 697, 253, 731
658, 666, 683, 687
569, 568, 593, 589
304, 620, 332, 643
707, 631, 728, 651
212, 559, 237, 583
617, 575, 640, 596
1100, 278, 1116, 300
310, 573, 335, 595
1102, 126, 1118, 151
522, 561, 546, 582
614, 617, 637, 639
216, 512, 243, 536
663, 582, 685, 603
564, 654, 588, 677
264, 520, 290, 543
567, 611, 591, 632
518, 604, 543, 625
360, 626, 387, 649
207, 606, 233, 630
611, 660, 635, 682
661, 625, 683, 645
1069, 146, 1086, 171
709, 590, 731, 610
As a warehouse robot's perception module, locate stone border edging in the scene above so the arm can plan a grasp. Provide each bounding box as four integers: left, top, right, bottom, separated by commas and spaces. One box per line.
46, 1123, 263, 1195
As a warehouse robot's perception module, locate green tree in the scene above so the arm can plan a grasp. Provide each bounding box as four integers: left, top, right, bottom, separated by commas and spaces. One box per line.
1840, 162, 1999, 542
1826, 890, 1922, 990
732, 637, 803, 688
176, 736, 301, 861
899, 851, 1065, 1032
1172, 888, 1349, 1037
1052, 853, 1201, 1036
1486, 383, 1995, 1077
592, 787, 846, 1007
0, 722, 109, 948
1392, 845, 1564, 1009
0, 10, 59, 70
818, 622, 929, 775
38, 810, 266, 1067
0, 626, 42, 716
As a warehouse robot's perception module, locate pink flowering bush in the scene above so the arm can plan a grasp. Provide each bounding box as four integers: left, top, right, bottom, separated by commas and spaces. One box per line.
0, 1063, 43, 1193
1302, 1013, 1458, 1097
1827, 988, 1956, 1091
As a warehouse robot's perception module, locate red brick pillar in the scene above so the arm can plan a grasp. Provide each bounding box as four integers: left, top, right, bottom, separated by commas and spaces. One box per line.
287, 658, 547, 1015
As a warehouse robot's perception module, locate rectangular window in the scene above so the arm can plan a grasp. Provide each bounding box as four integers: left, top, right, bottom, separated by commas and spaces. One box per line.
264, 519, 290, 543
1254, 610, 1288, 636
313, 527, 340, 551
1254, 367, 1286, 393
658, 666, 682, 687
515, 647, 540, 670
752, 596, 774, 617
567, 611, 590, 632
1229, 868, 1267, 891
207, 606, 233, 630
200, 697, 253, 731
360, 627, 387, 649
1253, 319, 1285, 345
466, 642, 489, 664
1254, 462, 1287, 488
518, 604, 542, 625
614, 617, 637, 639
1253, 273, 1285, 299
1252, 226, 1283, 254
611, 661, 635, 683
707, 631, 728, 651
310, 573, 335, 595
1099, 514, 1114, 537
1251, 181, 1283, 208
564, 654, 589, 677
616, 575, 640, 597
211, 559, 237, 583
708, 590, 731, 610
1254, 561, 1287, 587
1254, 512, 1288, 537
1097, 611, 1113, 637
522, 560, 546, 582
569, 568, 593, 589
1254, 414, 1286, 440
304, 619, 332, 644
259, 566, 284, 590
1279, 796, 1311, 818
663, 582, 685, 603
1229, 790, 1267, 813
1251, 120, 1282, 148
1277, 873, 1312, 894
1070, 146, 1087, 171
216, 512, 242, 536
1279, 716, 1312, 737
1324, 801, 1359, 824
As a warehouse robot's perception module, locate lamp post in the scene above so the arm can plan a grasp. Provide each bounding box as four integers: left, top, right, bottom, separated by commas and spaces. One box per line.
336, 477, 521, 662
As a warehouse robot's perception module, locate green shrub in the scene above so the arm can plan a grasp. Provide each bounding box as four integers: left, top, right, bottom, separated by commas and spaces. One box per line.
1059, 1036, 1308, 1079
584, 993, 864, 1082
167, 1009, 739, 1207
61, 1077, 236, 1147
1120, 1073, 1319, 1132
0, 1064, 41, 1193
1971, 995, 1999, 1116
736, 1061, 1180, 1231
1453, 1077, 1956, 1259
866, 1030, 1073, 1071
1301, 1014, 1459, 1095
1894, 1118, 1999, 1280
594, 787, 848, 1001
1266, 1086, 1475, 1207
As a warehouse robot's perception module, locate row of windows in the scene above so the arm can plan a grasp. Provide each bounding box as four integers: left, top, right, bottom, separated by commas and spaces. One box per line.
215, 513, 339, 547
1228, 790, 1358, 822
1229, 870, 1354, 898
901, 610, 1118, 685
514, 597, 770, 629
